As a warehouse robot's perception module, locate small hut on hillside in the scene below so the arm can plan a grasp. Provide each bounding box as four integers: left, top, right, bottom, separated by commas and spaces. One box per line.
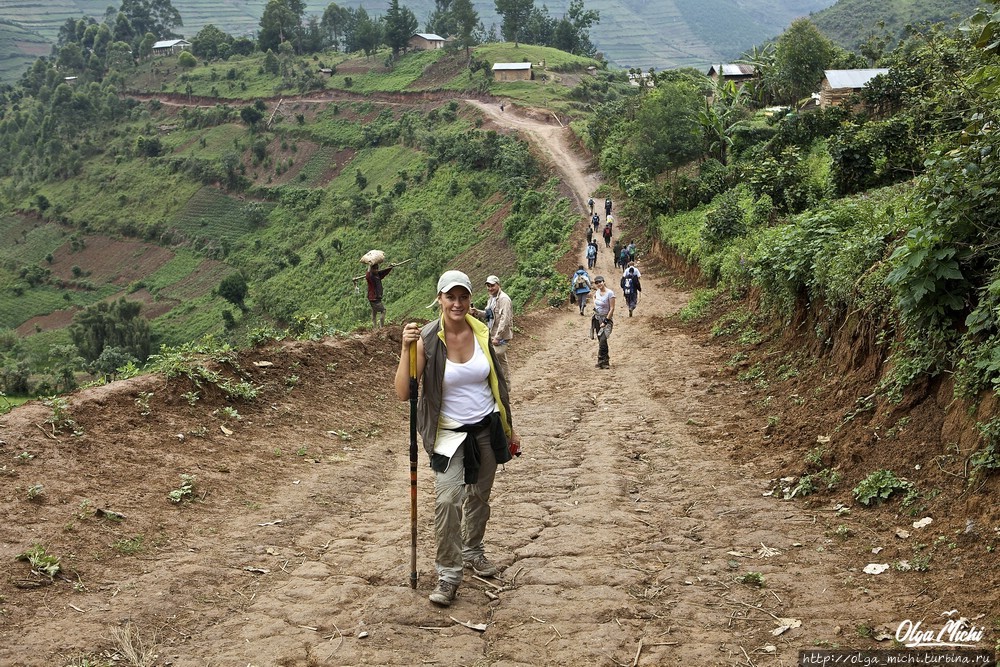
408, 33, 445, 50
820, 69, 889, 108
152, 39, 191, 57
492, 62, 532, 82
707, 63, 756, 85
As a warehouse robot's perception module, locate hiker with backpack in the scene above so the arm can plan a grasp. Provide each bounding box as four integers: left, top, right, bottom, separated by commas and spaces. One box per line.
627, 241, 637, 264
612, 239, 623, 270
618, 246, 629, 270
586, 225, 593, 245
620, 263, 642, 317
588, 197, 595, 215
591, 212, 600, 233
602, 223, 613, 248
394, 270, 521, 607
604, 197, 612, 219
571, 265, 592, 316
586, 240, 599, 269
590, 275, 616, 368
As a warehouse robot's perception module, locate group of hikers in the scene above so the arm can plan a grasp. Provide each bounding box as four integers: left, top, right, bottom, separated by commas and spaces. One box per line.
375, 189, 642, 608
575, 195, 642, 370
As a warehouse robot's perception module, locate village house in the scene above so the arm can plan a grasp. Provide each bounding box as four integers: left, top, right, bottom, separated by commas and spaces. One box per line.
152, 39, 192, 57
707, 63, 757, 85
820, 68, 890, 108
408, 33, 445, 50
492, 62, 532, 82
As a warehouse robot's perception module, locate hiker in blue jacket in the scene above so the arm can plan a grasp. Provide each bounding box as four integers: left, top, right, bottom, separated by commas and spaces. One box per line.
571, 265, 592, 316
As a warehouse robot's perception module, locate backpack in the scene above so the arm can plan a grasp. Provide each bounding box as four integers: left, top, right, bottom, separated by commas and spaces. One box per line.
586, 244, 597, 258
573, 274, 588, 290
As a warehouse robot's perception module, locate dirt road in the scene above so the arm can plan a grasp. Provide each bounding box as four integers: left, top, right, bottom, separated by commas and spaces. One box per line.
0, 100, 980, 666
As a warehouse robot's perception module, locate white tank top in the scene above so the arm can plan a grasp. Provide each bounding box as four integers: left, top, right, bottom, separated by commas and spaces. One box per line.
441, 337, 495, 424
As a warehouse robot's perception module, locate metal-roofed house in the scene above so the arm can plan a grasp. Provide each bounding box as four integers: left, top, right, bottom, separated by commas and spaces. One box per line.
152, 39, 192, 56
408, 33, 445, 50
492, 62, 532, 82
707, 63, 757, 85
820, 68, 890, 108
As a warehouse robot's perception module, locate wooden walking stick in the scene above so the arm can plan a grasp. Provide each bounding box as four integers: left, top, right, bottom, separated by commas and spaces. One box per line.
408, 342, 419, 589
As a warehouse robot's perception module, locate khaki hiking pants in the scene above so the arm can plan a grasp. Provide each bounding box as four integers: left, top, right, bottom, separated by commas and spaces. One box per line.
433, 428, 497, 585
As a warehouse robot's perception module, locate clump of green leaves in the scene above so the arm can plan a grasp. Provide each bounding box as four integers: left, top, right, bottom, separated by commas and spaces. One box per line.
134, 392, 153, 416
679, 288, 719, 322
737, 571, 765, 587
168, 474, 196, 504
42, 396, 81, 436
17, 544, 61, 580
853, 469, 912, 506
969, 417, 1000, 476
113, 535, 145, 555
26, 484, 44, 500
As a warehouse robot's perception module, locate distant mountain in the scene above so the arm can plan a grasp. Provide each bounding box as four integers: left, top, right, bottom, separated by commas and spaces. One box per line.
0, 0, 836, 78
809, 0, 982, 51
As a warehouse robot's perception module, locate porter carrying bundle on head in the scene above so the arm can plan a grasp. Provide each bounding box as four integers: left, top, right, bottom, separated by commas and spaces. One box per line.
360, 249, 386, 265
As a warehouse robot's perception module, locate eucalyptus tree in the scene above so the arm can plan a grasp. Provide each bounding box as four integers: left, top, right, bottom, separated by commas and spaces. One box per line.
495, 0, 533, 46
321, 2, 349, 50
385, 0, 418, 59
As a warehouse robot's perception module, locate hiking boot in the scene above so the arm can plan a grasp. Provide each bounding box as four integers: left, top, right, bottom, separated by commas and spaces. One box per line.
629, 309, 634, 317
464, 555, 499, 577
428, 580, 458, 606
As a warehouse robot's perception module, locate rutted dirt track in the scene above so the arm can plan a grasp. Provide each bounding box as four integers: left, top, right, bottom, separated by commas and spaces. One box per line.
0, 101, 992, 666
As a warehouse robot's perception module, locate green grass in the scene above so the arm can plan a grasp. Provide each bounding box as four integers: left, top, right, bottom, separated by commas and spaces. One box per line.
292, 104, 364, 148
0, 284, 116, 330
143, 250, 205, 294
167, 123, 247, 159
41, 157, 203, 237
291, 145, 343, 187
170, 186, 260, 247
153, 292, 230, 346
474, 43, 598, 72
328, 50, 445, 93
0, 217, 67, 265
18, 327, 73, 365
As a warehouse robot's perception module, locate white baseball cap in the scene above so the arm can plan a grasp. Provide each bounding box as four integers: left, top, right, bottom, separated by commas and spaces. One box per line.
437, 270, 473, 294
485, 275, 500, 285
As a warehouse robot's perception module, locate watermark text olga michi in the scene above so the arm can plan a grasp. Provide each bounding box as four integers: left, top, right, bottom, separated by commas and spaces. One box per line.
896, 618, 986, 648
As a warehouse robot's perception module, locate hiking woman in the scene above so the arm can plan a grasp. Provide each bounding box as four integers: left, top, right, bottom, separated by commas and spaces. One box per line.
395, 270, 520, 607
571, 265, 592, 316
590, 275, 616, 368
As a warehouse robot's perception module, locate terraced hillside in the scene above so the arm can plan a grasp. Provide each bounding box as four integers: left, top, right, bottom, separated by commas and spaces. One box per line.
0, 19, 50, 83
0, 0, 835, 82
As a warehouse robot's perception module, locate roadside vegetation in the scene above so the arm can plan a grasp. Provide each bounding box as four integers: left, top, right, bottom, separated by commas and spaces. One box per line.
587, 1, 1000, 483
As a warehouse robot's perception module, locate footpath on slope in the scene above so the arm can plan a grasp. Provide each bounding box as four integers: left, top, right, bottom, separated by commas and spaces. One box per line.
0, 98, 980, 667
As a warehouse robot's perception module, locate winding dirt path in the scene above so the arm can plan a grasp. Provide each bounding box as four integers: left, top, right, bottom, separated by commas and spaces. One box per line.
2, 100, 936, 667
166, 106, 908, 665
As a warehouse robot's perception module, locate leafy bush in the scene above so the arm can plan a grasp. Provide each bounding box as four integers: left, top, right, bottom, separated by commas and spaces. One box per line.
853, 469, 912, 506
702, 188, 747, 248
